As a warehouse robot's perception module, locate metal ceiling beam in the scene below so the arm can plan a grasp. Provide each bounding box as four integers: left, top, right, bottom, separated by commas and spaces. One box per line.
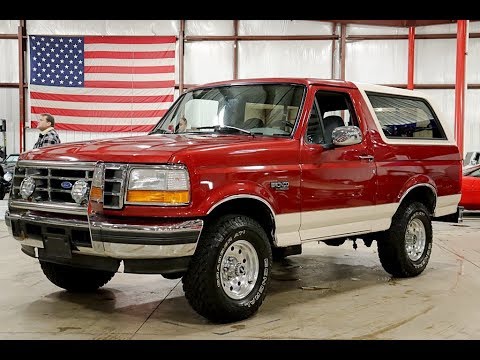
322, 20, 458, 27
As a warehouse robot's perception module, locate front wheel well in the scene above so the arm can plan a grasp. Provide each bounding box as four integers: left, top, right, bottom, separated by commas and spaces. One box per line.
206, 198, 275, 245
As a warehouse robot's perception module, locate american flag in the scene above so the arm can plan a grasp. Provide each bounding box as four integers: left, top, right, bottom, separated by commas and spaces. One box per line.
29, 35, 176, 132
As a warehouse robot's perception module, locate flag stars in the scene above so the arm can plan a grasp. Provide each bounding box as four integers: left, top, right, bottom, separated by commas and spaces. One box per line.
30, 36, 86, 88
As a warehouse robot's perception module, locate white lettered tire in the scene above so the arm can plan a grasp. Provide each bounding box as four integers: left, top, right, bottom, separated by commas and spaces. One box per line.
377, 201, 433, 277
182, 215, 272, 323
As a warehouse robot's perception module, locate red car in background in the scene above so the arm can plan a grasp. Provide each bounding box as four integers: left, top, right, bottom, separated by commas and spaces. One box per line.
460, 164, 480, 210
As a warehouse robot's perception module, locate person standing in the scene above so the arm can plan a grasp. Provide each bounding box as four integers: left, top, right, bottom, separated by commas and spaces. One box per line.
33, 113, 61, 149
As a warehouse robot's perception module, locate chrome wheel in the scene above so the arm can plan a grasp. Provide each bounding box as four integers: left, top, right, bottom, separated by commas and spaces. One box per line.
405, 217, 426, 261
220, 239, 259, 300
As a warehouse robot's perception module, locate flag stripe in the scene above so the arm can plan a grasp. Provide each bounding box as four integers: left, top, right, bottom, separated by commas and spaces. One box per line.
84, 72, 174, 82
31, 121, 155, 132
30, 84, 174, 96
31, 115, 162, 125
84, 51, 175, 59
31, 99, 172, 111
84, 58, 175, 67
84, 36, 176, 44
30, 91, 174, 104
85, 65, 175, 74
83, 80, 175, 88
85, 43, 176, 52
31, 106, 167, 118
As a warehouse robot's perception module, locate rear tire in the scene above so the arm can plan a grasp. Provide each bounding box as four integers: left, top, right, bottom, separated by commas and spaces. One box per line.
182, 215, 272, 323
377, 201, 432, 278
40, 261, 117, 292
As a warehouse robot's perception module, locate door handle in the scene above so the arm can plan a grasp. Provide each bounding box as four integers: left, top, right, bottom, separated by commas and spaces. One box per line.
358, 155, 374, 162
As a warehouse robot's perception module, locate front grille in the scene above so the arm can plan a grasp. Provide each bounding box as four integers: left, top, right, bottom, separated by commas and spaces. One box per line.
11, 161, 126, 210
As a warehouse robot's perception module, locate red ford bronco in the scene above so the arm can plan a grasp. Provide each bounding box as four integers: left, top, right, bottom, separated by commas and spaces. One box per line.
6, 78, 462, 323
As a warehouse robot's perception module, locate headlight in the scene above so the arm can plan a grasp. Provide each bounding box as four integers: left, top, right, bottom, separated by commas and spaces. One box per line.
126, 167, 190, 205
20, 176, 35, 199
3, 172, 12, 182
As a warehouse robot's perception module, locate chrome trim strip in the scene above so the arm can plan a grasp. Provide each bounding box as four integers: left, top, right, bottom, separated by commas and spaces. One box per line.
7, 211, 89, 228
17, 160, 96, 169
90, 219, 203, 234
9, 201, 88, 215
207, 194, 276, 216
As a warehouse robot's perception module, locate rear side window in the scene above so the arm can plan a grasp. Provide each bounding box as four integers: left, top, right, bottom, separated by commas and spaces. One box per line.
366, 92, 447, 140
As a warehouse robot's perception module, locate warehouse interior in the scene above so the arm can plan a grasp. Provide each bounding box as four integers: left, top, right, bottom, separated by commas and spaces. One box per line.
1, 19, 480, 341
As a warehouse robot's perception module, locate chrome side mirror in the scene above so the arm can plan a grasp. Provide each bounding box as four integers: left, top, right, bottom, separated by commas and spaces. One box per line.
332, 126, 362, 146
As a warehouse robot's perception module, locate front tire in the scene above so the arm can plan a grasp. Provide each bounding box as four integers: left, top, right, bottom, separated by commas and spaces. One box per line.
40, 261, 118, 292
377, 202, 432, 278
182, 215, 272, 323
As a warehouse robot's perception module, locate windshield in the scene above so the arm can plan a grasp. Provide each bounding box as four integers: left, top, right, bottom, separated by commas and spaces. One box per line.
150, 83, 305, 137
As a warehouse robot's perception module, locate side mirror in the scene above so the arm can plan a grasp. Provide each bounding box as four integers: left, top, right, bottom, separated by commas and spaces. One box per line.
332, 126, 362, 146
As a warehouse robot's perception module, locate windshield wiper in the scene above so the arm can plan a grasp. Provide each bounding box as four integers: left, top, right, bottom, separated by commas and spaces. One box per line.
194, 125, 255, 137
149, 129, 171, 134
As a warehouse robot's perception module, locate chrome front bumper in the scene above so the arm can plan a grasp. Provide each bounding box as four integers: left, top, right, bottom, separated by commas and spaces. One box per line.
5, 210, 203, 259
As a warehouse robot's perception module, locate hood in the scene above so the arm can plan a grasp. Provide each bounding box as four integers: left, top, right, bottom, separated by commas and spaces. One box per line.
21, 133, 258, 163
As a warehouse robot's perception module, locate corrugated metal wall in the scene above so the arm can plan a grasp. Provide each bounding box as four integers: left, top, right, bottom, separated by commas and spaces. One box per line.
0, 20, 479, 155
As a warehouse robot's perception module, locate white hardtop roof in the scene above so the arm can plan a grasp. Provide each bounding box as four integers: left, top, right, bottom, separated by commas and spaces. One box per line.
351, 81, 430, 99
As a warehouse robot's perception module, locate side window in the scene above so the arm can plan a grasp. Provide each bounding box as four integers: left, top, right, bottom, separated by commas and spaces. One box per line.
307, 90, 358, 145
366, 92, 447, 140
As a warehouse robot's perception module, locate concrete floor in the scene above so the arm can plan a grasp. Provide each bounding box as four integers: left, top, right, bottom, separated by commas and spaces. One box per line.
1, 197, 480, 340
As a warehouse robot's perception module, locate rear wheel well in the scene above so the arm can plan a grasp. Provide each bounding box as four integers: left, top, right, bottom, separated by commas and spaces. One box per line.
400, 186, 436, 215
207, 198, 275, 245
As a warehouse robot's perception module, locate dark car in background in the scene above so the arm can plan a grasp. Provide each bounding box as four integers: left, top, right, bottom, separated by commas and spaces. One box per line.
0, 153, 19, 200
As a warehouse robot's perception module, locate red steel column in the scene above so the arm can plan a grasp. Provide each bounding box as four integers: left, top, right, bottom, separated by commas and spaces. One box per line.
407, 26, 415, 90
455, 20, 468, 157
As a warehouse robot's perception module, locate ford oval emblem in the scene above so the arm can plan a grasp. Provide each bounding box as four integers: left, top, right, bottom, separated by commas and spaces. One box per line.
61, 181, 73, 189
